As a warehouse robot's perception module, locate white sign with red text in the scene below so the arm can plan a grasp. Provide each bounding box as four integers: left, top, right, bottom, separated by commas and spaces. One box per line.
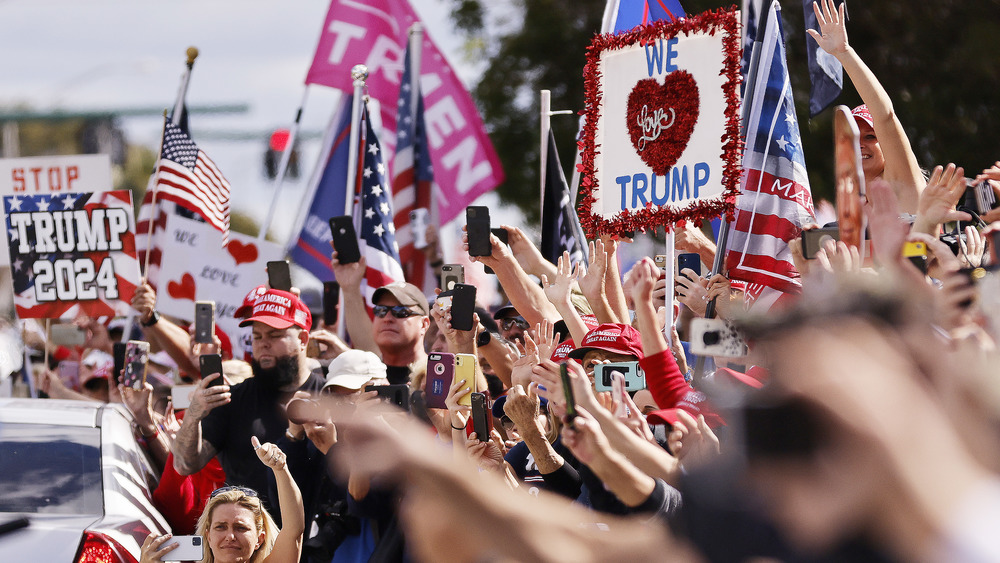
0, 154, 112, 265
156, 213, 282, 346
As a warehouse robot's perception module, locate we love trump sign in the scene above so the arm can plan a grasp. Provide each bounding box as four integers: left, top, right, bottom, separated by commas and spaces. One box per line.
578, 8, 742, 237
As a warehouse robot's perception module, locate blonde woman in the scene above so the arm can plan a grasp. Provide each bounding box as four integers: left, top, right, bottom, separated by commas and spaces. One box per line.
139, 436, 304, 563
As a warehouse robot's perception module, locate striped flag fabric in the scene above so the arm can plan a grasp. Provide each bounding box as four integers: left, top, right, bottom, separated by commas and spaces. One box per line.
392, 43, 435, 293
725, 0, 815, 305
155, 122, 231, 244
605, 0, 685, 33
358, 105, 405, 305
5, 190, 140, 319
134, 176, 169, 287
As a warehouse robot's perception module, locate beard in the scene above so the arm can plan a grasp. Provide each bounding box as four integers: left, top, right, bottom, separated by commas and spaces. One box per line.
250, 354, 300, 390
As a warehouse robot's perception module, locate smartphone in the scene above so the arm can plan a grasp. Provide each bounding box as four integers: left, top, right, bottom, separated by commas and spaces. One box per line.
450, 283, 477, 332
471, 392, 491, 442
50, 323, 86, 347
744, 398, 822, 460
689, 318, 747, 358
410, 208, 429, 249
58, 361, 80, 390
903, 241, 928, 274
322, 281, 340, 326
266, 260, 292, 292
121, 340, 149, 389
441, 264, 465, 291
425, 352, 456, 409
677, 253, 701, 279
560, 362, 577, 422
594, 361, 646, 392
484, 228, 509, 275
199, 353, 225, 386
194, 301, 215, 344
329, 216, 361, 264
112, 342, 126, 386
158, 535, 204, 562
365, 384, 411, 410
466, 206, 491, 257
435, 289, 454, 316
801, 226, 841, 260
170, 384, 197, 410
964, 179, 999, 215
455, 353, 477, 407
654, 254, 668, 271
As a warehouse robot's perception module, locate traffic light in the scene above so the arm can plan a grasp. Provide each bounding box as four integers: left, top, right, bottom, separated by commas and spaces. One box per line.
264, 128, 299, 180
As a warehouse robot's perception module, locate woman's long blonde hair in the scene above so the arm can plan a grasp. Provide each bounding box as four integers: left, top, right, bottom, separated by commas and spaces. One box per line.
195, 488, 278, 563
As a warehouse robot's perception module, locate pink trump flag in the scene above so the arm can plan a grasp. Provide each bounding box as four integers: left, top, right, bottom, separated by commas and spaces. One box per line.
306, 0, 505, 223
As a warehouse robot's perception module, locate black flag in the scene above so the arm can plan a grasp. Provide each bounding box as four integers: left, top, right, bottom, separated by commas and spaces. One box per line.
541, 130, 587, 267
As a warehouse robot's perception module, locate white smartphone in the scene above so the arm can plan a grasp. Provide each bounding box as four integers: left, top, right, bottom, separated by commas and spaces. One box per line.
688, 318, 747, 358
170, 384, 198, 410
159, 535, 203, 561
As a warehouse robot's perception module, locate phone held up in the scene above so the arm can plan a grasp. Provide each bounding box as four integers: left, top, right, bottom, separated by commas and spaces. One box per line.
322, 281, 340, 326
121, 340, 150, 390
471, 392, 491, 442
266, 260, 292, 292
455, 353, 477, 407
449, 283, 477, 332
425, 352, 456, 409
194, 301, 215, 344
560, 362, 577, 423
200, 353, 225, 386
800, 226, 841, 260
157, 535, 204, 562
441, 264, 465, 291
689, 318, 748, 358
329, 216, 361, 264
466, 206, 491, 257
594, 361, 646, 392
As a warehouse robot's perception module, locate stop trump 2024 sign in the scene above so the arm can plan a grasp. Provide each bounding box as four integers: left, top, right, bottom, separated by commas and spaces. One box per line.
578, 8, 742, 237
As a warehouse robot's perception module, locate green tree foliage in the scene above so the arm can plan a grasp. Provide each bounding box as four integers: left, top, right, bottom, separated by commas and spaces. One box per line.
449, 0, 1000, 218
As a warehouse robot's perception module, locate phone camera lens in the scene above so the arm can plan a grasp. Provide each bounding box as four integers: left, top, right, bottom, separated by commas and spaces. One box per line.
703, 331, 721, 346
434, 363, 445, 375
192, 537, 201, 546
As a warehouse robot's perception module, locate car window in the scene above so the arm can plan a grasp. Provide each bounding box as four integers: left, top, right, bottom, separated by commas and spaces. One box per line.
0, 423, 103, 515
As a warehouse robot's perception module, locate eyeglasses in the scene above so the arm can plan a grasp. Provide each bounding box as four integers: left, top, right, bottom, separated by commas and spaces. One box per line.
500, 317, 530, 331
210, 486, 258, 499
373, 304, 420, 319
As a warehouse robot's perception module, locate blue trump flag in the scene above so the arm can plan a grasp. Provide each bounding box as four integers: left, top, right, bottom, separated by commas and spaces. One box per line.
288, 97, 354, 281
803, 0, 844, 116
606, 0, 685, 33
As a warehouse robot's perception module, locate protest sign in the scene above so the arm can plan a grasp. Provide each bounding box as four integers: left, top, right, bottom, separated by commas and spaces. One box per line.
156, 213, 283, 345
578, 9, 742, 237
5, 190, 139, 319
0, 154, 113, 265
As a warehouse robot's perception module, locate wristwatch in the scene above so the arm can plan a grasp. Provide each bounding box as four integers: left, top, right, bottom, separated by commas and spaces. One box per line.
476, 330, 492, 348
141, 310, 160, 327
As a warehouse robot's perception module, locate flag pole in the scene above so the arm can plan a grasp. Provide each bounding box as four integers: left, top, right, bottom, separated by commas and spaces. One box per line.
172, 47, 199, 126
257, 86, 311, 242
142, 111, 170, 281
338, 65, 369, 341
409, 24, 423, 117
693, 0, 773, 381
540, 89, 551, 218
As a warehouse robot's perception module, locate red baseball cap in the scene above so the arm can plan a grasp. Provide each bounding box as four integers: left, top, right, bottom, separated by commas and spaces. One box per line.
566, 323, 644, 360
238, 288, 312, 330
852, 104, 874, 129
580, 314, 600, 331
550, 338, 576, 363
234, 284, 269, 319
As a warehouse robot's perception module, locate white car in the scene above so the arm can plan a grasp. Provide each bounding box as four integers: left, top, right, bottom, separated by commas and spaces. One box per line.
0, 398, 170, 563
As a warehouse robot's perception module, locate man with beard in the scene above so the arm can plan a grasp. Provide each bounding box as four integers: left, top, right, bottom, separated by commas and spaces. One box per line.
171, 288, 325, 503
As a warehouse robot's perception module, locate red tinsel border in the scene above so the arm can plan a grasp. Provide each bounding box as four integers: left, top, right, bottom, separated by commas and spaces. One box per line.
577, 7, 742, 237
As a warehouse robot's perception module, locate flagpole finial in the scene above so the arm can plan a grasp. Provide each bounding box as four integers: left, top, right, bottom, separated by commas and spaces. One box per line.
351, 64, 368, 84
186, 47, 199, 66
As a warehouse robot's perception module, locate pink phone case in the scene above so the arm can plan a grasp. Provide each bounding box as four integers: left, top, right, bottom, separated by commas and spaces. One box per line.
425, 352, 455, 409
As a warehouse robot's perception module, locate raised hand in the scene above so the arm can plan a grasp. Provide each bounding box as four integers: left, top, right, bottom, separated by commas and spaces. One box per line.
252, 435, 287, 470
330, 249, 367, 291
913, 164, 971, 234
577, 239, 607, 300
541, 251, 577, 308
806, 0, 849, 56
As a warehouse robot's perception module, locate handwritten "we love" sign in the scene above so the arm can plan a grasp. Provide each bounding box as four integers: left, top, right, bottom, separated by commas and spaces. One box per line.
578, 9, 742, 236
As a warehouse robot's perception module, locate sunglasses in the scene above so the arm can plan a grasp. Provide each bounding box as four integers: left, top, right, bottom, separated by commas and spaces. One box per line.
210, 486, 258, 499
500, 317, 530, 331
373, 304, 420, 319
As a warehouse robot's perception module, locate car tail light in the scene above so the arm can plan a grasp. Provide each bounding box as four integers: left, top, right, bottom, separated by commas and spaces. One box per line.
74, 531, 139, 563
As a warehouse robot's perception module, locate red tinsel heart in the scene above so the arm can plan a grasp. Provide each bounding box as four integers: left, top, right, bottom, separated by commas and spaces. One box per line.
626, 71, 700, 176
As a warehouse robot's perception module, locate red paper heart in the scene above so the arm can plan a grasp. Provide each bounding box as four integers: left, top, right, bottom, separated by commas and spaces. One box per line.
167, 273, 197, 301
626, 71, 700, 176
226, 240, 259, 266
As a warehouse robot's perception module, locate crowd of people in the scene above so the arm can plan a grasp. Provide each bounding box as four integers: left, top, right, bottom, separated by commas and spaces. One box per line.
9, 2, 1000, 562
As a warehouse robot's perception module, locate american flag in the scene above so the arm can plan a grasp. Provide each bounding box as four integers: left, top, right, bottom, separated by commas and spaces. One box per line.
135, 177, 169, 288
725, 0, 815, 310
155, 122, 231, 244
392, 42, 435, 293
541, 130, 587, 267
5, 190, 140, 319
358, 105, 405, 304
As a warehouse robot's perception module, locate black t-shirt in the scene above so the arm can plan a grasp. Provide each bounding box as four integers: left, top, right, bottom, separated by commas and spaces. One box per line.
201, 368, 325, 498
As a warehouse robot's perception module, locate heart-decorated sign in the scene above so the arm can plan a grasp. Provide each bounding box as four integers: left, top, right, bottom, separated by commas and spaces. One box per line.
226, 240, 259, 266
167, 273, 197, 301
626, 72, 700, 176
578, 9, 741, 237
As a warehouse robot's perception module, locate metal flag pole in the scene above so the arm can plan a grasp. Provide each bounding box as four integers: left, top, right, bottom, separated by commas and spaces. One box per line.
692, 0, 773, 382
257, 86, 311, 242
337, 65, 369, 341
172, 47, 199, 126
540, 89, 551, 217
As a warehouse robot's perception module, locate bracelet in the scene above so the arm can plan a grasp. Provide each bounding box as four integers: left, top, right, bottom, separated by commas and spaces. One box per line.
140, 426, 158, 439
451, 423, 465, 430
285, 429, 304, 442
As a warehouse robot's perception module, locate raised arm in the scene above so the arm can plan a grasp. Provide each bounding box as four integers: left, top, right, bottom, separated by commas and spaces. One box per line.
131, 282, 200, 377
331, 251, 378, 355
542, 252, 589, 344
808, 0, 925, 211
253, 437, 304, 563
170, 373, 226, 475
